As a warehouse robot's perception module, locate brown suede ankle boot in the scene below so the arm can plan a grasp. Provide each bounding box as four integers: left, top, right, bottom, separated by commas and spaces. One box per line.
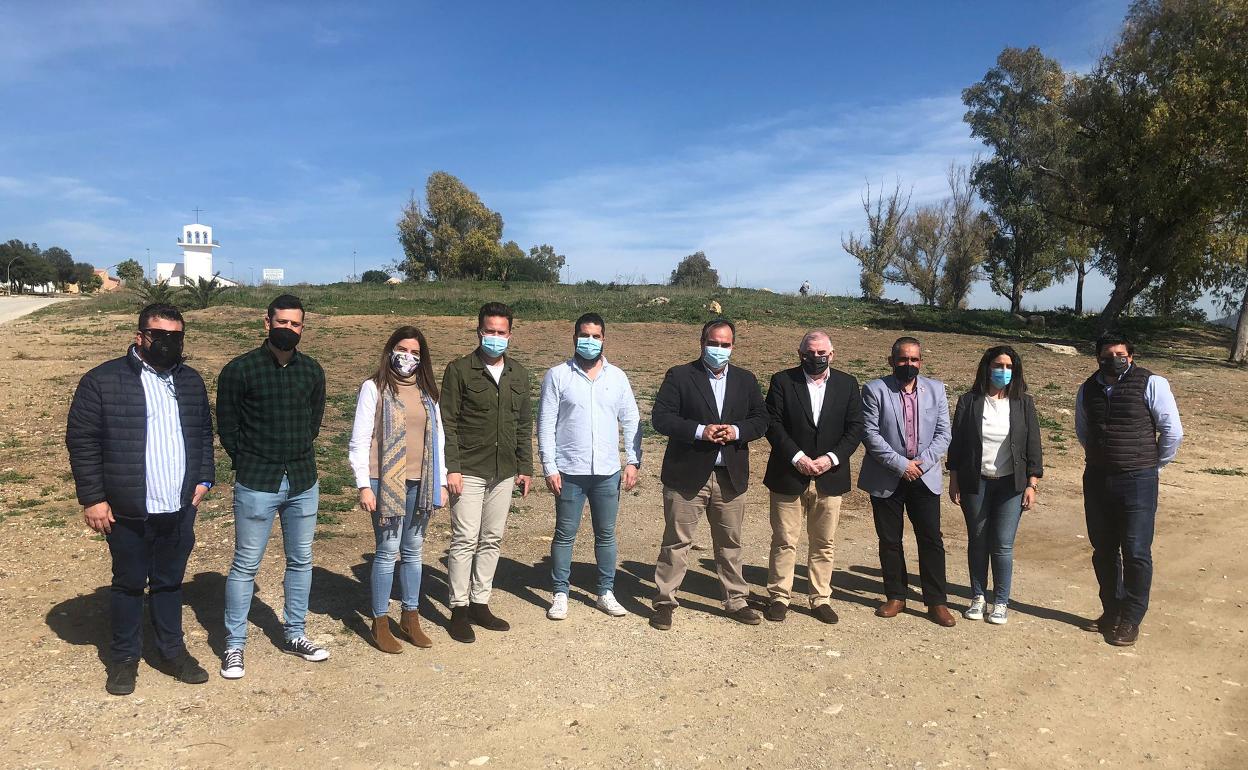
371, 616, 404, 654
400, 610, 433, 648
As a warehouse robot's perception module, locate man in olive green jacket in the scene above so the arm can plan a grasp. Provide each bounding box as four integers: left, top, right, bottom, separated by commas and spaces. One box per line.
440, 302, 533, 643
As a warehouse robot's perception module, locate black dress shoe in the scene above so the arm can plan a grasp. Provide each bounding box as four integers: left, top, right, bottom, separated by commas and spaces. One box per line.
164, 651, 209, 684
1082, 611, 1119, 634
812, 604, 839, 625
468, 602, 510, 631
764, 601, 788, 622
650, 605, 674, 631
1108, 621, 1140, 647
449, 607, 476, 643
728, 606, 762, 625
106, 659, 139, 696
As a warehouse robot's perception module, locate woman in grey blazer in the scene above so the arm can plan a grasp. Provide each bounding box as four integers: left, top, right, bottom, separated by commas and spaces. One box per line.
947, 345, 1043, 625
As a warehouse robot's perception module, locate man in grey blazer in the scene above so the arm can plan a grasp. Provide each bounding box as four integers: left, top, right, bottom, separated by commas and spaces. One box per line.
858, 336, 955, 626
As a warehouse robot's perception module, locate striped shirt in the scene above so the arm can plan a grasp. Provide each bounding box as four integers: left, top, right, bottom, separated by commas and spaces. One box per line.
132, 348, 186, 514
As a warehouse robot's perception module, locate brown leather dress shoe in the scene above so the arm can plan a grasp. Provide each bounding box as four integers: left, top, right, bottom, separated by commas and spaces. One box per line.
812, 604, 839, 625
650, 605, 674, 631
1107, 621, 1139, 646
927, 604, 957, 627
1082, 611, 1119, 634
764, 601, 788, 622
371, 616, 404, 654
875, 599, 905, 618
728, 606, 763, 625
400, 609, 433, 648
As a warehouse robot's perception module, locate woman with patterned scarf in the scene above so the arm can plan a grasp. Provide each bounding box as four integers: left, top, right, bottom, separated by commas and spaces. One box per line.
349, 326, 447, 652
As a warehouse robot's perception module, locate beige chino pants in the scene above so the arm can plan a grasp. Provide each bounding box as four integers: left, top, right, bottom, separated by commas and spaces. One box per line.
448, 475, 516, 607
653, 469, 749, 611
767, 488, 843, 607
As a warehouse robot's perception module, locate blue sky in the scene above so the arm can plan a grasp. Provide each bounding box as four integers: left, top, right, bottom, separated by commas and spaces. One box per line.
1, 0, 1136, 310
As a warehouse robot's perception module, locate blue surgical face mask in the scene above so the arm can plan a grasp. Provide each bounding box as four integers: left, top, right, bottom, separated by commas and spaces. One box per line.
990, 367, 1013, 389
575, 336, 603, 361
480, 334, 509, 357
702, 345, 731, 370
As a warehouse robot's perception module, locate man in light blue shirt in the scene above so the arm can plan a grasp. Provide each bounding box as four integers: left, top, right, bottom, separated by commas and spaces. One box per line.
539, 312, 642, 620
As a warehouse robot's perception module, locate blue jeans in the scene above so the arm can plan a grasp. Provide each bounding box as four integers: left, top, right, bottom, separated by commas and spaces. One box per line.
224, 477, 319, 648
369, 479, 431, 618
550, 472, 621, 596
959, 475, 1024, 606
1083, 467, 1158, 625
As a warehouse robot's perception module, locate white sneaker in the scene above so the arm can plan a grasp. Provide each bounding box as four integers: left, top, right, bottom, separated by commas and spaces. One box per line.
595, 591, 627, 617
964, 595, 986, 621
547, 592, 568, 620
988, 603, 1008, 625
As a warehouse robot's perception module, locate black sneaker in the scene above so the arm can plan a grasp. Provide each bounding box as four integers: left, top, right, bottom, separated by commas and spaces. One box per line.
105, 659, 139, 696
281, 636, 330, 662
220, 648, 245, 680
164, 651, 209, 684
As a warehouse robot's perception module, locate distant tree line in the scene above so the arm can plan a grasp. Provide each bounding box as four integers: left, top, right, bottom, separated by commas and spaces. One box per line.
844, 0, 1247, 361
0, 240, 101, 294
396, 171, 565, 283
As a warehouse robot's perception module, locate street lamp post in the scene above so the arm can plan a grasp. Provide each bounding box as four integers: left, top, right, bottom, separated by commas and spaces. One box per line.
5, 257, 20, 295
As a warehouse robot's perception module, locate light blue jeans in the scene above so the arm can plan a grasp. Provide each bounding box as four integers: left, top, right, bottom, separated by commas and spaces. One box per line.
369, 479, 431, 618
224, 476, 319, 648
959, 475, 1024, 606
550, 472, 621, 596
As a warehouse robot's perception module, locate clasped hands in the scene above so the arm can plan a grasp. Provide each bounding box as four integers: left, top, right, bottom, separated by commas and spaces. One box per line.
795, 455, 835, 477
702, 424, 736, 445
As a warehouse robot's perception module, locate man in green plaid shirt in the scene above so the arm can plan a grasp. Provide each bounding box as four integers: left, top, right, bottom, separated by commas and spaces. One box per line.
217, 294, 329, 680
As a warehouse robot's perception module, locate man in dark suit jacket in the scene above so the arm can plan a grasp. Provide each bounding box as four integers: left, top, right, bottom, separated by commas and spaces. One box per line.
763, 331, 864, 624
649, 318, 770, 630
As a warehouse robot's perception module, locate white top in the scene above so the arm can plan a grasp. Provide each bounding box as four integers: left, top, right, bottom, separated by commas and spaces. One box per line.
979, 396, 1013, 478
485, 360, 504, 383
348, 378, 448, 490
791, 370, 839, 467
692, 365, 740, 467
537, 358, 642, 477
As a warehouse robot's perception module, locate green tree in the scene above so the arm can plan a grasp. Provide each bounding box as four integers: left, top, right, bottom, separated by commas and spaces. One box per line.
133, 278, 177, 306
180, 275, 231, 309
939, 164, 992, 309
888, 205, 948, 307
963, 47, 1073, 315
669, 251, 720, 288
396, 172, 505, 280
71, 262, 97, 291
361, 269, 391, 284
1, 240, 54, 293
43, 247, 76, 292
525, 243, 565, 283
1051, 0, 1247, 333
116, 259, 144, 284
842, 181, 910, 300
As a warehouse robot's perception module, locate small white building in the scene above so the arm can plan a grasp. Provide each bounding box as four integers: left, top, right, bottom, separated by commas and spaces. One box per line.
156, 221, 239, 287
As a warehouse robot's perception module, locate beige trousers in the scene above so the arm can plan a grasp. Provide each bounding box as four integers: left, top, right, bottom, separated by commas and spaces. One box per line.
448, 475, 516, 607
653, 469, 749, 611
767, 488, 843, 607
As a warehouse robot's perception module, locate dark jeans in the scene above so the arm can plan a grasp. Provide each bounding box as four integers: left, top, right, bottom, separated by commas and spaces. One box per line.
959, 476, 1024, 606
105, 506, 197, 663
1083, 466, 1158, 625
871, 478, 947, 605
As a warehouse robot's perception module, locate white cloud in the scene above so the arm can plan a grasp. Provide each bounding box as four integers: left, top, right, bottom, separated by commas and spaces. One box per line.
0, 175, 125, 206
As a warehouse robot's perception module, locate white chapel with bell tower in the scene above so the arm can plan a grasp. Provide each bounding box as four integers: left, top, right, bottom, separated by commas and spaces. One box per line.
155, 210, 238, 287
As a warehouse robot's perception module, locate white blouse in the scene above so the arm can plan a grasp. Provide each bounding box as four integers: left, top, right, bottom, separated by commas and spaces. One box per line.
979, 396, 1014, 478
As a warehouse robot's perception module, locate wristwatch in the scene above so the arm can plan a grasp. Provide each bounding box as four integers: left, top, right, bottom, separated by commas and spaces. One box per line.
1028, 482, 1039, 491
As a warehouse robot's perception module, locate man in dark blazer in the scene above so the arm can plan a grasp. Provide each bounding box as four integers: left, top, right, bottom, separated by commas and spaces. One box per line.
763, 330, 863, 624
649, 318, 770, 630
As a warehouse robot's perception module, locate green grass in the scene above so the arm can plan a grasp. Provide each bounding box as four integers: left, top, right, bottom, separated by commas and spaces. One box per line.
1202, 467, 1247, 476
1037, 414, 1064, 430
31, 281, 1234, 354
0, 470, 33, 484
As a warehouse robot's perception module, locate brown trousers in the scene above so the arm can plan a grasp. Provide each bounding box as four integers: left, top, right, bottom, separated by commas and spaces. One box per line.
767, 489, 843, 607
653, 469, 749, 611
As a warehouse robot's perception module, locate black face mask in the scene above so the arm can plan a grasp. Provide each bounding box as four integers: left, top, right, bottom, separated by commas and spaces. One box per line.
893, 363, 919, 383
801, 354, 829, 376
1099, 355, 1129, 379
268, 327, 301, 352
140, 329, 184, 370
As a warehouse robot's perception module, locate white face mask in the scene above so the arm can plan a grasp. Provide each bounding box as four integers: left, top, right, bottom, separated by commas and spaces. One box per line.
390, 351, 420, 377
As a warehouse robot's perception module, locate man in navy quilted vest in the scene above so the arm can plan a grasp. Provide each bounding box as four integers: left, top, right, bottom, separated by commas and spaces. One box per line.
66, 303, 215, 695
1075, 333, 1183, 647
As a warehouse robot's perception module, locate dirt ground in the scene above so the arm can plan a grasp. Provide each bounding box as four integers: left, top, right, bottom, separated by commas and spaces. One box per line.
0, 306, 1245, 769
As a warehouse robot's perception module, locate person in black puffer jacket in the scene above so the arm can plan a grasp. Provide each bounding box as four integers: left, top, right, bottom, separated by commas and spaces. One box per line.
65, 303, 215, 696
